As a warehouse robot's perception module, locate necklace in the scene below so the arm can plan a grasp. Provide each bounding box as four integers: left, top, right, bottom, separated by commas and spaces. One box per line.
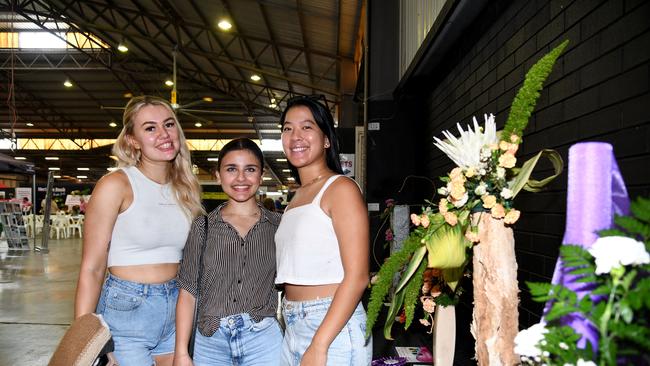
300, 174, 327, 188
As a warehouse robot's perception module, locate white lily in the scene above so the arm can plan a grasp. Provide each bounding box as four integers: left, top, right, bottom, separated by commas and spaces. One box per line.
433, 114, 498, 169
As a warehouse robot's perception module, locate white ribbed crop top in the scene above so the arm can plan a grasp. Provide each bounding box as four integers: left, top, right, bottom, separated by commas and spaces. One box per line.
275, 175, 346, 285
107, 166, 190, 267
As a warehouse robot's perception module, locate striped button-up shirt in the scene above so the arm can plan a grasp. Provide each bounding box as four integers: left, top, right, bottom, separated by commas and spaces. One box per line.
177, 203, 281, 336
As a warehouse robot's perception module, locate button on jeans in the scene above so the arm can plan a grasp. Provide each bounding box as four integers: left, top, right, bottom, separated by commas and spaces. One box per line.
281, 297, 372, 366
193, 313, 283, 366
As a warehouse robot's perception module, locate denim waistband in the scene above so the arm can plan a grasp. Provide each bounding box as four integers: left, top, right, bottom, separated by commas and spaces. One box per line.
219, 313, 253, 330
282, 296, 334, 314
105, 273, 177, 296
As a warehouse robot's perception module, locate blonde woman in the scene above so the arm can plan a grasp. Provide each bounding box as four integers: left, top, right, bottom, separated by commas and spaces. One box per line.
74, 96, 203, 366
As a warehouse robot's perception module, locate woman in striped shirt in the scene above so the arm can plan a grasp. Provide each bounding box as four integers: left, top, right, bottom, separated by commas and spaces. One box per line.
174, 138, 283, 366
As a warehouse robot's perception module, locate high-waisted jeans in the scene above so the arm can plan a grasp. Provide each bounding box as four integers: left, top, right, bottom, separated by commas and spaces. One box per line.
281, 297, 372, 366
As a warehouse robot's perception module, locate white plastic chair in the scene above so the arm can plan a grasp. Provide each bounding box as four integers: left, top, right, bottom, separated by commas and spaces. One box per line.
68, 215, 83, 238
50, 216, 69, 239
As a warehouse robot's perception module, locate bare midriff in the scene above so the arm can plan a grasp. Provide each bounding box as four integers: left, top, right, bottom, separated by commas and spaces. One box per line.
284, 283, 340, 301
109, 263, 179, 284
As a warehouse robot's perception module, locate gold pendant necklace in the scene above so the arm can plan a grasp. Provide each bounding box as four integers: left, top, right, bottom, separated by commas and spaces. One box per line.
300, 174, 326, 188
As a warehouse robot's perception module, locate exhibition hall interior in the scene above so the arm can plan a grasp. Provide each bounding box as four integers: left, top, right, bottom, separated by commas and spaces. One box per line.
1, 0, 649, 365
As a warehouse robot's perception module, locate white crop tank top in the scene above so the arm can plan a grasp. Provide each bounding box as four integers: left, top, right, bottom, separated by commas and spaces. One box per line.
275, 175, 347, 285
107, 166, 190, 267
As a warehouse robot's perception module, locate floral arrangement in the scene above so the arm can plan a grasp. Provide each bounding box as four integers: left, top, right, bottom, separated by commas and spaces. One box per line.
366, 40, 569, 338
515, 197, 650, 366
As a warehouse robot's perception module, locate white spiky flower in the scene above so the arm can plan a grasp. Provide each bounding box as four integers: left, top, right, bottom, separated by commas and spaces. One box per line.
433, 114, 498, 169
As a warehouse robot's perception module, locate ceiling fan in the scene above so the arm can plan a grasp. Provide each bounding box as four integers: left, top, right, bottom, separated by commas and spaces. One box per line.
101, 49, 246, 121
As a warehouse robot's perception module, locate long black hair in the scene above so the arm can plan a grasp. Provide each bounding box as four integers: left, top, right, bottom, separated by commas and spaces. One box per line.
216, 138, 264, 171
280, 96, 343, 184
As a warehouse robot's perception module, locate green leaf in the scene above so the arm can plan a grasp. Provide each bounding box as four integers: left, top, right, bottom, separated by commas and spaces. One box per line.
508, 149, 564, 198
383, 289, 405, 340
394, 246, 427, 293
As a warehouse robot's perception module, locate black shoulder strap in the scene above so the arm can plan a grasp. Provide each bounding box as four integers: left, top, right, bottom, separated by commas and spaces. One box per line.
196, 215, 209, 300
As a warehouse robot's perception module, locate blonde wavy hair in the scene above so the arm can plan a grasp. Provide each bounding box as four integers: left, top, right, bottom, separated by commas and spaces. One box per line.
112, 95, 204, 218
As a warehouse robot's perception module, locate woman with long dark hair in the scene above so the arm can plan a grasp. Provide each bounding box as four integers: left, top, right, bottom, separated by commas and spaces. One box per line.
275, 96, 371, 365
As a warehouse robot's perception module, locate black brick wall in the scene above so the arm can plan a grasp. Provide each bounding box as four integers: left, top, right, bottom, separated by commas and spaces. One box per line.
390, 0, 650, 327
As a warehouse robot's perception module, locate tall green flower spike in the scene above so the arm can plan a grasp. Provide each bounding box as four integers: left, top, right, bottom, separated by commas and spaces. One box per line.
503, 40, 569, 143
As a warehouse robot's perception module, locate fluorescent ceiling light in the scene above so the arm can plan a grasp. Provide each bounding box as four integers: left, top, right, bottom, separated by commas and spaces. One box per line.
250, 74, 261, 81
109, 122, 118, 128
276, 158, 287, 162
287, 177, 295, 181
107, 167, 117, 171
165, 80, 174, 87
53, 175, 61, 179
266, 191, 282, 196
260, 139, 283, 152
282, 169, 291, 172
26, 122, 34, 127
77, 167, 90, 171
48, 167, 60, 171
15, 157, 26, 160
195, 122, 203, 127
63, 80, 73, 88
218, 19, 232, 30
76, 175, 87, 179
45, 157, 59, 160
262, 177, 272, 181
117, 43, 129, 52
207, 157, 219, 161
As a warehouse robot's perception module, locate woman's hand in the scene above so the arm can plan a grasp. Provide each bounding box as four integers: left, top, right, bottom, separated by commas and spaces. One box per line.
172, 353, 193, 366
300, 344, 327, 366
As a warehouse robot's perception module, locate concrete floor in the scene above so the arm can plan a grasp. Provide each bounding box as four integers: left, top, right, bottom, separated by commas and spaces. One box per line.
0, 236, 82, 365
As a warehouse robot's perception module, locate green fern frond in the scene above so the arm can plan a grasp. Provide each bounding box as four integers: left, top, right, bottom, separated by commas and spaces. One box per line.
366, 233, 423, 334
615, 216, 650, 240
630, 196, 650, 223
503, 40, 569, 142
404, 258, 427, 330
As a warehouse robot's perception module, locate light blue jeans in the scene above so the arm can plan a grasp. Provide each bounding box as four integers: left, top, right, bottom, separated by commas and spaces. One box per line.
193, 313, 283, 366
96, 273, 177, 366
281, 297, 372, 366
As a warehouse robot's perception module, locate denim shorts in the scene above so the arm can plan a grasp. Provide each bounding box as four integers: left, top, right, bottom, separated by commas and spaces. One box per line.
281, 297, 372, 366
96, 273, 178, 366
193, 313, 283, 366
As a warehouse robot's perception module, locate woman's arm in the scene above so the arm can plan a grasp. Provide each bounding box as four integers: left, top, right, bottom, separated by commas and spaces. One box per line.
74, 172, 128, 318
173, 288, 196, 366
302, 178, 370, 365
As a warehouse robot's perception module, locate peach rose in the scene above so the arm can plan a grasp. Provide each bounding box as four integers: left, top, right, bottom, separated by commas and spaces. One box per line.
465, 228, 480, 243
411, 213, 421, 226
444, 212, 458, 226
419, 318, 431, 327
450, 167, 464, 181
491, 203, 506, 219
449, 181, 466, 200
499, 140, 511, 151
498, 153, 517, 168
504, 209, 521, 224
421, 214, 430, 228
439, 198, 449, 214
421, 297, 436, 313
482, 195, 497, 209
465, 167, 476, 178
510, 134, 519, 143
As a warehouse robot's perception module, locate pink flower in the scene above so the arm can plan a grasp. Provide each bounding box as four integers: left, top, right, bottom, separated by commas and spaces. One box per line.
411, 213, 421, 226
443, 212, 458, 226
465, 228, 480, 243
420, 214, 430, 228
385, 198, 395, 208
510, 134, 519, 143
449, 167, 464, 181
449, 181, 466, 200
421, 297, 436, 313
498, 152, 517, 168
385, 228, 394, 241
419, 318, 431, 327
504, 209, 521, 224
491, 203, 506, 219
439, 198, 449, 214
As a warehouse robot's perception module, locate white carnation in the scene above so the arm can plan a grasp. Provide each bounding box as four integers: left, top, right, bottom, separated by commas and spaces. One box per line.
497, 167, 506, 179
588, 236, 650, 274
452, 192, 469, 208
500, 188, 514, 199
437, 187, 448, 196
514, 323, 547, 357
577, 360, 596, 366
474, 182, 488, 196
